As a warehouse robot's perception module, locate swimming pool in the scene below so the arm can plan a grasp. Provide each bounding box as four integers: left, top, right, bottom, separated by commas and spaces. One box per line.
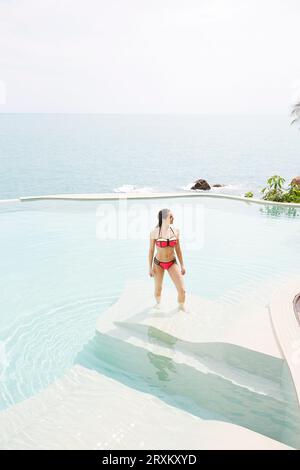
0, 195, 300, 448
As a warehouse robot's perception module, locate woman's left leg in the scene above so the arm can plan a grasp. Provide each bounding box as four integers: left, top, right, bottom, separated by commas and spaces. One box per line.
168, 263, 186, 311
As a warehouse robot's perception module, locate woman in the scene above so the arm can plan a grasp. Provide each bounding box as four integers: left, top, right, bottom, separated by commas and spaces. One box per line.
149, 208, 186, 312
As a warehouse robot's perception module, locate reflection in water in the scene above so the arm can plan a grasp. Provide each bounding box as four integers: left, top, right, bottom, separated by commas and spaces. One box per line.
259, 205, 300, 218
75, 328, 300, 449
146, 326, 178, 381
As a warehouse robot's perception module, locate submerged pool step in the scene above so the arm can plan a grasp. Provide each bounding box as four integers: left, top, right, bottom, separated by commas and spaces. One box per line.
75, 329, 300, 449
90, 279, 300, 448
0, 364, 290, 450
113, 319, 286, 400
0, 365, 85, 448
94, 279, 294, 405
96, 280, 283, 360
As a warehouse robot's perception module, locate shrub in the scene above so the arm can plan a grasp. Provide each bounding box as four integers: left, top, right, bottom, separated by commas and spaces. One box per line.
261, 175, 286, 202
261, 175, 300, 203
282, 184, 300, 203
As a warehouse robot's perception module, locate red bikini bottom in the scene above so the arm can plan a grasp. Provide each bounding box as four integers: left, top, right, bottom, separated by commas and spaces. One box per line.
154, 257, 177, 270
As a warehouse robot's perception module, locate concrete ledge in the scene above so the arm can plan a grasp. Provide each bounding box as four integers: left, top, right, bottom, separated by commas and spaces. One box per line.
14, 191, 300, 208
0, 198, 19, 204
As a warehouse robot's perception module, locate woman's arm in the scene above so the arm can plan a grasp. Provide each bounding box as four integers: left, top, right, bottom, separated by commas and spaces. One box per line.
148, 232, 155, 277
175, 229, 186, 275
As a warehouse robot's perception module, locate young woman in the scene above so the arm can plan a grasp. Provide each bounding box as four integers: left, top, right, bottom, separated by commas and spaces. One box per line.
149, 208, 186, 312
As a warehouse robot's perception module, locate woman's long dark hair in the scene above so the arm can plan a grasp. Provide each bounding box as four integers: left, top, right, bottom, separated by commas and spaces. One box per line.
156, 208, 170, 236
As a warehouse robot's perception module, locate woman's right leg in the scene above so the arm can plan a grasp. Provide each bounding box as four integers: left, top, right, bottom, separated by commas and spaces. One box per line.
153, 262, 164, 305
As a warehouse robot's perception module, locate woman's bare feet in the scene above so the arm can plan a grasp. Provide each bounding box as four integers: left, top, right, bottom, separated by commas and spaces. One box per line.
178, 302, 186, 312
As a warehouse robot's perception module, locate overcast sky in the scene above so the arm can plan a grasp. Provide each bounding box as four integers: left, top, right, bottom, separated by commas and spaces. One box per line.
0, 0, 300, 113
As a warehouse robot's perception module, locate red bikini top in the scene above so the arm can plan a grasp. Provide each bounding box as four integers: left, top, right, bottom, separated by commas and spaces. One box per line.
155, 226, 177, 248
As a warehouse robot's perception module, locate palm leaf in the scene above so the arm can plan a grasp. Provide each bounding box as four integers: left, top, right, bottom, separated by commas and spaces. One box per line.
291, 101, 300, 126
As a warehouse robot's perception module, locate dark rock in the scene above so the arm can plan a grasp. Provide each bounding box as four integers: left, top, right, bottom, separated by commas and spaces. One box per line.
191, 179, 211, 190
212, 184, 225, 187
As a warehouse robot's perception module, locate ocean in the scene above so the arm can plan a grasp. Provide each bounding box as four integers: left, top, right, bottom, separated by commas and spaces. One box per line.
0, 113, 299, 200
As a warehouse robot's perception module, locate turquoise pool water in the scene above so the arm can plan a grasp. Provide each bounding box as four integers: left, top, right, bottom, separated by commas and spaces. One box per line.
0, 196, 300, 447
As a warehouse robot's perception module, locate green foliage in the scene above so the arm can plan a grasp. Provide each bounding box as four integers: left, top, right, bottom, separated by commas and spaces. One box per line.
244, 191, 254, 198
261, 174, 300, 203
282, 184, 300, 203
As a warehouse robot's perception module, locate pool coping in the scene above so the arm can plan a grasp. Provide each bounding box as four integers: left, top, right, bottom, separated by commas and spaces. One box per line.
5, 191, 300, 207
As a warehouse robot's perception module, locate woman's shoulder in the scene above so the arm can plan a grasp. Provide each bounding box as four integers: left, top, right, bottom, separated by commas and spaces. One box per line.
171, 226, 180, 238
150, 226, 159, 239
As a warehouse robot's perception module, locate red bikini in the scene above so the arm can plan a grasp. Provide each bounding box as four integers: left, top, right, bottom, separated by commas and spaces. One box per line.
154, 226, 178, 270
155, 238, 177, 248
154, 258, 177, 270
